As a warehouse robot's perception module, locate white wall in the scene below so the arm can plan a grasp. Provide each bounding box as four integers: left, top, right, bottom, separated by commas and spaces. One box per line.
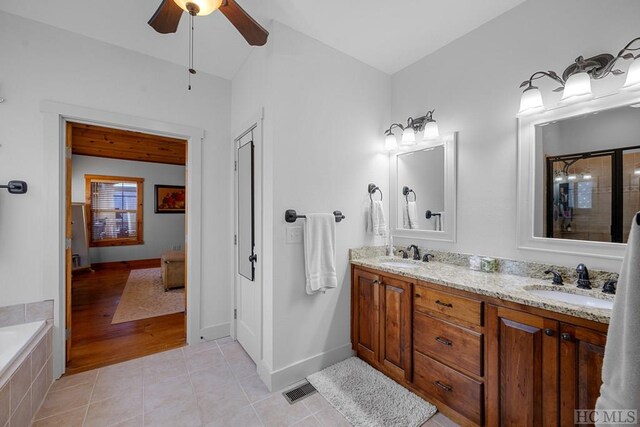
71, 155, 185, 263
232, 22, 391, 388
0, 11, 232, 351
390, 0, 640, 271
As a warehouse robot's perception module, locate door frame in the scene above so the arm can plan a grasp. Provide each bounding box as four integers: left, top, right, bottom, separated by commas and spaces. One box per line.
41, 101, 204, 379
232, 113, 263, 364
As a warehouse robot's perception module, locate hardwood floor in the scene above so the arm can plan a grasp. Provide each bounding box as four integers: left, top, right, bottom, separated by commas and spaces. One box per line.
67, 267, 185, 375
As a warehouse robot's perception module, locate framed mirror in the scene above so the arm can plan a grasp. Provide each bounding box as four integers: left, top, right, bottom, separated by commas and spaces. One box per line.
390, 132, 457, 242
517, 91, 640, 260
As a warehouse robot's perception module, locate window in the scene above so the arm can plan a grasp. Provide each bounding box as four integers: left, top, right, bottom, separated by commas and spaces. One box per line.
85, 175, 144, 247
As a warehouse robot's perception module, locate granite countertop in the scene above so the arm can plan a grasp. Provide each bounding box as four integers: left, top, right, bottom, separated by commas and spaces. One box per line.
351, 256, 613, 324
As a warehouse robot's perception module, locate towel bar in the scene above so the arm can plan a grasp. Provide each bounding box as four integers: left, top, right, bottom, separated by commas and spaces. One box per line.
285, 209, 345, 223
368, 183, 383, 201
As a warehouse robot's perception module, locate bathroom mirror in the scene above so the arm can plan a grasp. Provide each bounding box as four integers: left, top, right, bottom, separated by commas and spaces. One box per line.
390, 132, 457, 242
517, 91, 640, 260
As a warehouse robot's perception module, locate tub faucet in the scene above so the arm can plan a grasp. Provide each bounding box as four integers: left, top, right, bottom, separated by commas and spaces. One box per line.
407, 245, 420, 261
576, 264, 592, 289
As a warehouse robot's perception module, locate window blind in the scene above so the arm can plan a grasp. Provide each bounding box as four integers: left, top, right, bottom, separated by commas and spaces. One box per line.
90, 180, 139, 242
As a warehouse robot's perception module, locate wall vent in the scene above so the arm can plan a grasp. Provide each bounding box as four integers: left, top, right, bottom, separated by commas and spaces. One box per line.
282, 381, 317, 404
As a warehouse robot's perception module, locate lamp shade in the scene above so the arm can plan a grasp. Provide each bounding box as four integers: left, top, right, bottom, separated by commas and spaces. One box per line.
561, 72, 592, 103
384, 133, 398, 151
518, 86, 544, 116
423, 120, 439, 140
173, 0, 222, 15
401, 127, 416, 145
622, 57, 640, 91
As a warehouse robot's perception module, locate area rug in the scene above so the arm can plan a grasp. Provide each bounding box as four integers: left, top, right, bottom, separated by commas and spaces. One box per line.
111, 268, 184, 324
307, 357, 437, 427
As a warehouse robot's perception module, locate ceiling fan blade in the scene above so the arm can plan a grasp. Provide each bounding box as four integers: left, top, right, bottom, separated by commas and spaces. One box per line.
219, 0, 269, 46
148, 0, 184, 34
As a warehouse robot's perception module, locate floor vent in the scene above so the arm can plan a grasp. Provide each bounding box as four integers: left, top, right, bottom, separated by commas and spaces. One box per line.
283, 381, 317, 404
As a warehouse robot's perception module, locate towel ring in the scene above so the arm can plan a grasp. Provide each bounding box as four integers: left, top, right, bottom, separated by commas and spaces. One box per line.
368, 183, 383, 202
402, 186, 416, 202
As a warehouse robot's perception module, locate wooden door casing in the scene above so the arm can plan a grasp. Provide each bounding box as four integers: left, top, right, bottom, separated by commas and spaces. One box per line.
65, 122, 73, 363
487, 306, 559, 427
379, 276, 412, 382
352, 269, 380, 366
559, 324, 606, 427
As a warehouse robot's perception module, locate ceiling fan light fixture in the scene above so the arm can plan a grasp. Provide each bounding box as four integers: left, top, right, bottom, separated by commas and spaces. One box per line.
173, 0, 222, 16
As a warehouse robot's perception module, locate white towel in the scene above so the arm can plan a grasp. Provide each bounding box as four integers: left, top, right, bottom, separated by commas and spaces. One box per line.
304, 213, 338, 295
368, 200, 387, 237
403, 201, 418, 229
596, 214, 640, 420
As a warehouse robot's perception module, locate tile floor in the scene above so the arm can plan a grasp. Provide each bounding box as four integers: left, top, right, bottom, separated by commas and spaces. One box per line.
33, 338, 458, 427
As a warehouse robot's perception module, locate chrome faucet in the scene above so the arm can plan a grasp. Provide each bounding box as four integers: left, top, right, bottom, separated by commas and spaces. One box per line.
576, 264, 592, 289
407, 245, 420, 261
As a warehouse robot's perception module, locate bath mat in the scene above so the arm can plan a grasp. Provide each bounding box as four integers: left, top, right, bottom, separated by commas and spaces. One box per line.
111, 268, 184, 324
307, 357, 437, 427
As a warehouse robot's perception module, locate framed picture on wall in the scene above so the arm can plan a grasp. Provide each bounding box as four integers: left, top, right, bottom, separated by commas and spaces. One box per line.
154, 185, 186, 214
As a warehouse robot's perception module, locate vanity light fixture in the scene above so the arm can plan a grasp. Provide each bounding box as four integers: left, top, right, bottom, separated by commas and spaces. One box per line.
517, 36, 640, 116
383, 108, 439, 151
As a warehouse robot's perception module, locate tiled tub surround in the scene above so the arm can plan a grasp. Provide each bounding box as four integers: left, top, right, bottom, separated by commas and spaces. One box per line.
0, 323, 53, 427
350, 248, 613, 324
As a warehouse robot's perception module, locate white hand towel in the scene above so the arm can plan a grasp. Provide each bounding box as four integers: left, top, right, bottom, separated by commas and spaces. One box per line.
403, 201, 418, 229
369, 200, 386, 237
596, 213, 640, 420
304, 213, 338, 295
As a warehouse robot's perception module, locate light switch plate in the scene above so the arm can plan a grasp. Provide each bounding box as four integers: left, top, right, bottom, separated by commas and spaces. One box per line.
286, 226, 303, 244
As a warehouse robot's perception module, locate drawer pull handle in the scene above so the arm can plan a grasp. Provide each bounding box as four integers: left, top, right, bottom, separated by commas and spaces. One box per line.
435, 336, 452, 346
434, 381, 453, 392
435, 300, 453, 308
415, 293, 421, 298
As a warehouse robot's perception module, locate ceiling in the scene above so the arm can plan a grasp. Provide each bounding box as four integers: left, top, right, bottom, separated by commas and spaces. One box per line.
0, 0, 525, 79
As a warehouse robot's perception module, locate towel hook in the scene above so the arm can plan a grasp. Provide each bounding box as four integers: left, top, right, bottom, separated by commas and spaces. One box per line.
368, 183, 383, 202
636, 211, 640, 226
402, 186, 416, 202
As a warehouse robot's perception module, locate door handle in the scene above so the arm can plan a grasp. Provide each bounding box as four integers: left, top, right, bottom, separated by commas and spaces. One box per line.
249, 254, 257, 263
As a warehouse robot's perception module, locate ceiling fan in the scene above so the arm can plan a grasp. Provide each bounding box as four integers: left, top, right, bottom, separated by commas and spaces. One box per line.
148, 0, 268, 46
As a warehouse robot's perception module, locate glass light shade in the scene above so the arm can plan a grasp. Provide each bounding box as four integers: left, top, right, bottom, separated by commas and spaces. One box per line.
518, 87, 544, 116
401, 127, 416, 145
423, 121, 439, 140
384, 133, 398, 151
622, 58, 640, 91
561, 72, 592, 103
173, 0, 222, 16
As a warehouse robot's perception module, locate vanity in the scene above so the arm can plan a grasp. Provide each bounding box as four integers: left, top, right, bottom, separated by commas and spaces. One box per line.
350, 255, 611, 426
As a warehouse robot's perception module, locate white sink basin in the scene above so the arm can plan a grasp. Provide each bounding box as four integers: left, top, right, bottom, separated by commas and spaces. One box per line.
379, 261, 420, 269
528, 289, 613, 310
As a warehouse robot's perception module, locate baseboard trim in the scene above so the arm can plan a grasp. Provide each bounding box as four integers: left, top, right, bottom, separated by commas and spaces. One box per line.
265, 343, 355, 392
198, 322, 231, 343
91, 258, 161, 270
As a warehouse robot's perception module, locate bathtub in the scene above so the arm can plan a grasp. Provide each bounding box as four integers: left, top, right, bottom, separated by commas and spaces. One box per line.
0, 320, 46, 378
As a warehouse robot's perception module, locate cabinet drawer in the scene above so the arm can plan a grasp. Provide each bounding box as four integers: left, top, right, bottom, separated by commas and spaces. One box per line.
414, 351, 483, 425
414, 312, 483, 376
414, 286, 483, 326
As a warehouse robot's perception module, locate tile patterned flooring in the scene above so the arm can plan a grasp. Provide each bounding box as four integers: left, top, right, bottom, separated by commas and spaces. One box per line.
33, 338, 458, 427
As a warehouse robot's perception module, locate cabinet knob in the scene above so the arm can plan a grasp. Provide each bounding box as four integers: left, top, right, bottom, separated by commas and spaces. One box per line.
544, 329, 554, 337
434, 381, 453, 392
561, 332, 572, 341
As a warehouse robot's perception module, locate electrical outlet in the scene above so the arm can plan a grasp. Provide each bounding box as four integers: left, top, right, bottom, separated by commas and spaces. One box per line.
286, 226, 303, 244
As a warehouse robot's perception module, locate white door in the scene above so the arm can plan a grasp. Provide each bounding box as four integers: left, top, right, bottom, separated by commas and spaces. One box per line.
235, 126, 261, 363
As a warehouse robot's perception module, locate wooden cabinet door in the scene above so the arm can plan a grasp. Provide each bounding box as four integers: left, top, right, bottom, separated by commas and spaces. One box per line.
559, 324, 607, 426
379, 276, 412, 382
487, 306, 559, 426
352, 268, 380, 366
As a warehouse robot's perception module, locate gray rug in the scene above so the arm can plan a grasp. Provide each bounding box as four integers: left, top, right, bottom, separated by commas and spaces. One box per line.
307, 357, 437, 427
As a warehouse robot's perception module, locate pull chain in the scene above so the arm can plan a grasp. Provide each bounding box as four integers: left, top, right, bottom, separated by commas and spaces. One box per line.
188, 13, 196, 90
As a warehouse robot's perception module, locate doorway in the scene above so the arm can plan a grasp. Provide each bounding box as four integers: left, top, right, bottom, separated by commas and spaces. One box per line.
65, 122, 188, 374
234, 123, 262, 364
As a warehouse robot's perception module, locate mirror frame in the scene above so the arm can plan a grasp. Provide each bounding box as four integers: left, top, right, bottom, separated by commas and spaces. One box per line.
517, 91, 640, 261
390, 132, 458, 242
